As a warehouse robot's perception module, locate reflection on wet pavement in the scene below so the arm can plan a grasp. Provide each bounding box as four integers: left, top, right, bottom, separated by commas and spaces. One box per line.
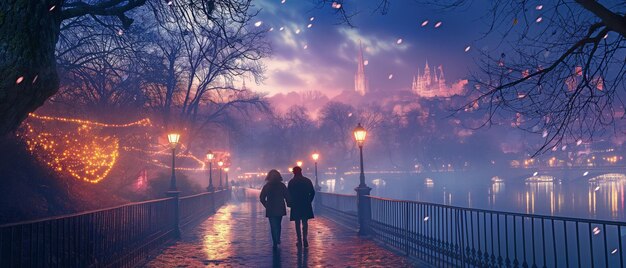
146, 199, 414, 267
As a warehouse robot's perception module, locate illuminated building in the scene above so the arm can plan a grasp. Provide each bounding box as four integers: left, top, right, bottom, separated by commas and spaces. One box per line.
412, 61, 446, 97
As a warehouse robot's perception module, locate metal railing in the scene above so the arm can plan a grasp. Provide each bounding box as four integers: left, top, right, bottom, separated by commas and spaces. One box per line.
318, 192, 626, 268
369, 196, 626, 268
0, 190, 230, 267
179, 190, 229, 227
317, 192, 358, 229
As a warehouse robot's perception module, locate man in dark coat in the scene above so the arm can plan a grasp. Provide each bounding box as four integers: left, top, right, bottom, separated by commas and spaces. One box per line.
287, 166, 315, 247
260, 170, 289, 249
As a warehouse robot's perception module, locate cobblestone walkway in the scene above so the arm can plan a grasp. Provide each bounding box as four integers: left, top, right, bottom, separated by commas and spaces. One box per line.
146, 199, 415, 267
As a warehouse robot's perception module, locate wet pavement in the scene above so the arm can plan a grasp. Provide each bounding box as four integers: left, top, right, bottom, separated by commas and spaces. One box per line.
146, 198, 415, 267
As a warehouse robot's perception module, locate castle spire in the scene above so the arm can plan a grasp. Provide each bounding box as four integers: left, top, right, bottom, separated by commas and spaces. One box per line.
354, 40, 368, 96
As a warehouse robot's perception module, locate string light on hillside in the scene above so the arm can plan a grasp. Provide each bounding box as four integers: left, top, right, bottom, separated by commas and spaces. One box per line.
22, 123, 119, 184
28, 113, 152, 128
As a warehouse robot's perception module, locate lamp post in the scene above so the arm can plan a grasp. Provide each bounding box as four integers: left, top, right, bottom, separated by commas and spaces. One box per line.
167, 133, 181, 192
218, 161, 224, 190
206, 151, 215, 192
166, 132, 181, 238
312, 153, 321, 191
224, 167, 230, 189
353, 123, 371, 235
296, 160, 303, 167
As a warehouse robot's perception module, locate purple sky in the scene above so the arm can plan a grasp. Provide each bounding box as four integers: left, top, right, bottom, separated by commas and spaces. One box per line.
251, 0, 492, 97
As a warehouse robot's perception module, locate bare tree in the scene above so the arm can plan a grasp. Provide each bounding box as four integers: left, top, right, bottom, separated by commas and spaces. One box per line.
143, 0, 270, 147
0, 0, 150, 136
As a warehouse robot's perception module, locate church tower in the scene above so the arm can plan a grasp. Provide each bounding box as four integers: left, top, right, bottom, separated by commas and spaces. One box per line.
354, 41, 368, 96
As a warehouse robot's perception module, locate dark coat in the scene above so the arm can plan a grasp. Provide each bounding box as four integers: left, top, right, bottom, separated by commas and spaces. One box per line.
287, 175, 315, 221
260, 181, 289, 217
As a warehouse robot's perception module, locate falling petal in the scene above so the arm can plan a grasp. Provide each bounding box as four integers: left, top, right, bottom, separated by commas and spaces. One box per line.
254, 21, 263, 27
388, 74, 394, 79
593, 227, 601, 235
269, 27, 274, 31
612, 249, 618, 255
535, 5, 543, 10
533, 172, 538, 176
396, 38, 403, 45
536, 17, 543, 23
166, 1, 173, 5
363, 60, 369, 66
16, 76, 24, 84
32, 75, 38, 84
303, 44, 308, 49
583, 171, 589, 176
281, 0, 286, 3
307, 23, 313, 28
332, 2, 342, 9
594, 186, 600, 192
117, 29, 124, 36
423, 216, 429, 221
561, 145, 567, 151
295, 29, 301, 34
348, 113, 353, 117
552, 147, 557, 151
604, 33, 609, 39
542, 130, 548, 138
310, 17, 315, 21
421, 20, 429, 27
49, 5, 56, 11
576, 139, 582, 146
464, 46, 471, 52
434, 21, 442, 28
279, 27, 284, 31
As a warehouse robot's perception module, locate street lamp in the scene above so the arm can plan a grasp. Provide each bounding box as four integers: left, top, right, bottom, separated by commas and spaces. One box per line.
167, 133, 180, 192
296, 160, 303, 167
218, 161, 224, 189
224, 167, 230, 189
353, 123, 368, 188
206, 151, 215, 192
353, 123, 371, 235
312, 153, 321, 191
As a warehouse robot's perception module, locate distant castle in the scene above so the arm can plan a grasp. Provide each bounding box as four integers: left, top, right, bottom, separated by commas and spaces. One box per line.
412, 61, 446, 98
354, 41, 368, 96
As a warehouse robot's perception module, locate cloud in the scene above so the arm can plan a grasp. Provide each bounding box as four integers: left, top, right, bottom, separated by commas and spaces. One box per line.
337, 28, 408, 56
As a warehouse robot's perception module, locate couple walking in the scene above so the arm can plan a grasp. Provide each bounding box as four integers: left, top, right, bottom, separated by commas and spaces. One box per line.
259, 166, 315, 250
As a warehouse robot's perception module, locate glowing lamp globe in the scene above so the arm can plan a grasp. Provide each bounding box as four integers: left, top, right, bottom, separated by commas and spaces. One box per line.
206, 151, 214, 160
218, 161, 224, 167
312, 153, 320, 161
353, 123, 367, 146
167, 133, 180, 148
296, 161, 303, 167
224, 167, 230, 172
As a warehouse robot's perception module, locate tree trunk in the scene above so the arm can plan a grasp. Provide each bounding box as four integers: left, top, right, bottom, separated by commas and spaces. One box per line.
0, 0, 62, 136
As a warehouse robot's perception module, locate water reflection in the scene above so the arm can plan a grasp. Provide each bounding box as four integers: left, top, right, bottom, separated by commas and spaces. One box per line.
203, 204, 234, 260
329, 171, 626, 221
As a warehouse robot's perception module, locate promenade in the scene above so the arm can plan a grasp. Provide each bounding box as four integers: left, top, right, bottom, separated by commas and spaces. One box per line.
146, 199, 415, 267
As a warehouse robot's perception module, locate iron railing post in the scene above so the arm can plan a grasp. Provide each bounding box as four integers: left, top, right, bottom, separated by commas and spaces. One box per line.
166, 191, 181, 238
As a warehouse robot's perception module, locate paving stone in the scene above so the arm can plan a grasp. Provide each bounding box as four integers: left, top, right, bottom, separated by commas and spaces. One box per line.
146, 199, 416, 267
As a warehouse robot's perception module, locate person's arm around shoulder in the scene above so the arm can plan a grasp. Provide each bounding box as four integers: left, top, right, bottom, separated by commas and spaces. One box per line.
260, 184, 268, 208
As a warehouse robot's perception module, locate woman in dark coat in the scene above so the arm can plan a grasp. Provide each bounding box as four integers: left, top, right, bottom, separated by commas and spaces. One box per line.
287, 166, 315, 247
260, 169, 289, 249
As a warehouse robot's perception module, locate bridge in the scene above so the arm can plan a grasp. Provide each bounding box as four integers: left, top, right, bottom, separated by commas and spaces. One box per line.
1, 186, 625, 267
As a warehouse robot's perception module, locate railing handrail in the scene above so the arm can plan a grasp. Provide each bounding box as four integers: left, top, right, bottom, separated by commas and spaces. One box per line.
180, 189, 225, 200
320, 191, 626, 226
318, 192, 356, 198
0, 196, 176, 228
